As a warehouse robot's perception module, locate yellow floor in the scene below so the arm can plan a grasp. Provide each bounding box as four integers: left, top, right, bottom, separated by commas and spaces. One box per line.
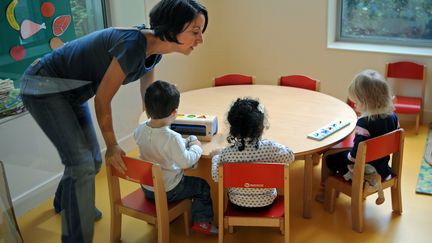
17, 124, 432, 243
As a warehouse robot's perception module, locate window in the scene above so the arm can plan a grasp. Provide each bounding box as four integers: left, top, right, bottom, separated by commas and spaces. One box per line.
0, 0, 106, 120
328, 0, 432, 56
338, 0, 432, 47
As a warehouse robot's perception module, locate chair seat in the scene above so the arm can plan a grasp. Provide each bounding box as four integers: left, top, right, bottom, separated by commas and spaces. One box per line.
121, 188, 184, 216
225, 196, 284, 218
394, 96, 421, 114
331, 132, 355, 150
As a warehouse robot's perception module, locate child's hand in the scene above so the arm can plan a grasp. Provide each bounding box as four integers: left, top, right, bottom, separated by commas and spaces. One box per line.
186, 135, 201, 148
189, 139, 201, 147
209, 148, 222, 158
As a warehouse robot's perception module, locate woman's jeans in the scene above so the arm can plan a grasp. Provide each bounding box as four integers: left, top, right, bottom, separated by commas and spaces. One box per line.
143, 176, 214, 223
20, 61, 101, 243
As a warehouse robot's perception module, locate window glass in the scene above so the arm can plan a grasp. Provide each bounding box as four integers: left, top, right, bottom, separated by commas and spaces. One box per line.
338, 0, 432, 47
0, 0, 106, 119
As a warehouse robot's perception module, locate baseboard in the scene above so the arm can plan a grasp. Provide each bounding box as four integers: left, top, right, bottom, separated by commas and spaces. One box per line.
13, 133, 136, 217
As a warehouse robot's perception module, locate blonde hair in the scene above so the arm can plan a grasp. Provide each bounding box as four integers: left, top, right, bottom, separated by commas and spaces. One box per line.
348, 69, 394, 119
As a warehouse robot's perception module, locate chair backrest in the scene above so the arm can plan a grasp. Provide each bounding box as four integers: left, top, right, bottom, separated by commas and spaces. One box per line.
107, 156, 169, 217
214, 74, 254, 86
353, 129, 404, 181
386, 61, 425, 80
111, 156, 154, 186
218, 162, 290, 241
0, 161, 24, 243
221, 162, 287, 189
385, 61, 426, 99
279, 75, 320, 91
347, 98, 355, 110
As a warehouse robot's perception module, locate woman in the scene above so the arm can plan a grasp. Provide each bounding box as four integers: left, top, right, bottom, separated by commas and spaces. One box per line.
20, 0, 208, 242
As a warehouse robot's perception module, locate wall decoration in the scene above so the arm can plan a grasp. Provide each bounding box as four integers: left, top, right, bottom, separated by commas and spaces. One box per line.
20, 19, 46, 39
6, 0, 20, 31
40, 2, 55, 18
9, 46, 26, 61
49, 37, 64, 50
53, 15, 71, 36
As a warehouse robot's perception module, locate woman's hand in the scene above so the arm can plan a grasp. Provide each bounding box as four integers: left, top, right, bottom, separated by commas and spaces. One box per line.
105, 144, 127, 174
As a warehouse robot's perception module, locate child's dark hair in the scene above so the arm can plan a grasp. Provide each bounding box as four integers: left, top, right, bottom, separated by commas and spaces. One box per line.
150, 0, 208, 43
227, 98, 267, 151
145, 80, 180, 119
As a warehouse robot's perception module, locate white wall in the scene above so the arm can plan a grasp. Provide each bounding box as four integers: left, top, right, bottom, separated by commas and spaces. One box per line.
204, 0, 432, 120
2, 0, 431, 217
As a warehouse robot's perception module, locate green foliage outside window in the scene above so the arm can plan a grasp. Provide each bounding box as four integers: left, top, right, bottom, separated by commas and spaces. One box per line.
340, 0, 432, 46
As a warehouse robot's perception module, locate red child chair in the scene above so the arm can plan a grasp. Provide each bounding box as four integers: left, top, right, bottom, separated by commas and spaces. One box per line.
106, 156, 192, 243
218, 162, 290, 243
385, 61, 426, 134
323, 129, 404, 233
278, 75, 320, 91
214, 74, 255, 86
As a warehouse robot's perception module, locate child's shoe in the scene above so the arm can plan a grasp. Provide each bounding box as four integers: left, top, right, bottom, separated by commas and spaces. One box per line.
191, 222, 218, 235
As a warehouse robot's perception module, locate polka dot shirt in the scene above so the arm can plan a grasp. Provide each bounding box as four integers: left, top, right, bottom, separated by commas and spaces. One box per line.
211, 139, 295, 207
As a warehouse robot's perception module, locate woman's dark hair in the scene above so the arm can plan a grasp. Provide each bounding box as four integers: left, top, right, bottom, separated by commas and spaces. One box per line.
149, 0, 208, 43
227, 98, 266, 151
145, 80, 180, 119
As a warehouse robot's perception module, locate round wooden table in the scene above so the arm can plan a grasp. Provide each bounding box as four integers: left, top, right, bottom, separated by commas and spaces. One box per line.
141, 85, 357, 218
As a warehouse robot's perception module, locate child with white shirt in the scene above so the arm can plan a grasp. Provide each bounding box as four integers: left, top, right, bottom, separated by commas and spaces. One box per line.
211, 98, 295, 209
134, 80, 217, 235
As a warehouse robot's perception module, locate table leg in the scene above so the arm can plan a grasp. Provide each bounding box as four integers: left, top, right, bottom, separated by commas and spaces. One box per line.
303, 154, 313, 218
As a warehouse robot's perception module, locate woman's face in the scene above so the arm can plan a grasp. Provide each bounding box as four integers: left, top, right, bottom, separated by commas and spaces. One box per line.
176, 14, 205, 55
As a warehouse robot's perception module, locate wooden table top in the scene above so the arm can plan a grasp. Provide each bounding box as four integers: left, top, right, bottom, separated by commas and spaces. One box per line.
141, 85, 357, 158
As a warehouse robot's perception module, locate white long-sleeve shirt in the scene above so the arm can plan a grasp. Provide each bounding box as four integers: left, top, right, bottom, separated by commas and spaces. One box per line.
134, 120, 203, 191
211, 139, 295, 207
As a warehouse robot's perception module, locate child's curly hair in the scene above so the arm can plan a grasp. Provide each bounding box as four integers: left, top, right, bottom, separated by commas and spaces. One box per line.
226, 97, 268, 151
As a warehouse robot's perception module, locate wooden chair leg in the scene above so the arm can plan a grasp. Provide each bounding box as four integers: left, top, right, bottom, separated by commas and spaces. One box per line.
391, 184, 403, 214
321, 155, 332, 185
284, 218, 290, 243
158, 222, 169, 243
183, 210, 191, 236
228, 226, 234, 233
312, 153, 321, 166
415, 114, 420, 134
111, 209, 122, 243
218, 220, 224, 243
351, 194, 364, 233
324, 181, 336, 213
280, 218, 284, 235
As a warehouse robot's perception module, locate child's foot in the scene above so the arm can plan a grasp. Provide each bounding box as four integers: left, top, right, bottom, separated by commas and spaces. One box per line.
191, 222, 218, 235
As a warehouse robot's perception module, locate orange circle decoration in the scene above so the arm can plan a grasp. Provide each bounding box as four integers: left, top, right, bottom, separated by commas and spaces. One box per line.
49, 37, 64, 50
41, 2, 55, 18
10, 45, 26, 61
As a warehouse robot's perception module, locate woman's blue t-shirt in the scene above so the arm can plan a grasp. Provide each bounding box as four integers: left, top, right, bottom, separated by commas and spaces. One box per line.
40, 27, 162, 93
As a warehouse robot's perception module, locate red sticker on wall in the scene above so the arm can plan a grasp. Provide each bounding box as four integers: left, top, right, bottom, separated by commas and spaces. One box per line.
53, 15, 71, 36
10, 46, 26, 61
41, 2, 55, 18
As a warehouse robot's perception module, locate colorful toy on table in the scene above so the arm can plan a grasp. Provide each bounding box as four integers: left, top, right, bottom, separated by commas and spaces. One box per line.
170, 114, 218, 142
307, 120, 350, 141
